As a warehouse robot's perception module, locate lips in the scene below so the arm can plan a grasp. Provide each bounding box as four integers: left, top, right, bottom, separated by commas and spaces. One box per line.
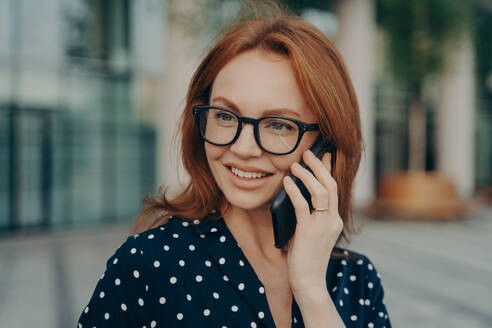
224, 163, 272, 175
224, 163, 274, 190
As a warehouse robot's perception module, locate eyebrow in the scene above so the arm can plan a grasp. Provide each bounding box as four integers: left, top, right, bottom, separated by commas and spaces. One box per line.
210, 96, 302, 119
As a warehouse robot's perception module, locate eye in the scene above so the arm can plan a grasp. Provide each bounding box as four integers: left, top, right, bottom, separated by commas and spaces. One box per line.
214, 111, 235, 122
263, 119, 296, 133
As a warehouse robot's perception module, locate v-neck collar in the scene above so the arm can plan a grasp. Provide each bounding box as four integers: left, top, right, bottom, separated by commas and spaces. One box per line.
192, 216, 304, 328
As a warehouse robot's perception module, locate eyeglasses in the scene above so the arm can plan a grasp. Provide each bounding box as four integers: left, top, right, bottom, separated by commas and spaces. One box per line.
192, 105, 319, 155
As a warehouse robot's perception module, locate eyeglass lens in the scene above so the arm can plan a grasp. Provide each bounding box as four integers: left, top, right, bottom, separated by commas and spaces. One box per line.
199, 108, 300, 154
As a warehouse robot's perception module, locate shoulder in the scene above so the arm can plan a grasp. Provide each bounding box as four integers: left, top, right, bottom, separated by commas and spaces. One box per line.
327, 246, 384, 292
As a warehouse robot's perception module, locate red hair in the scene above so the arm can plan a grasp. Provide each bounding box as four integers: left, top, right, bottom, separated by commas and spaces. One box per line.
131, 6, 363, 244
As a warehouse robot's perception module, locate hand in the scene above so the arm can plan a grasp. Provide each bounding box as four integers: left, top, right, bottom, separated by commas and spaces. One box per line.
282, 149, 343, 297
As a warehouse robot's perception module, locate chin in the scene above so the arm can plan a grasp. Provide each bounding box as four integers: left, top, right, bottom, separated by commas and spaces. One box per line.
223, 191, 275, 212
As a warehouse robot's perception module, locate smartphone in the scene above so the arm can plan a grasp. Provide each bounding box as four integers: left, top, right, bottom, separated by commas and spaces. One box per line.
270, 135, 336, 248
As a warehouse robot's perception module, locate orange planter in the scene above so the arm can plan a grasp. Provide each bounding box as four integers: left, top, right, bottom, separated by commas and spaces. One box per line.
368, 171, 466, 220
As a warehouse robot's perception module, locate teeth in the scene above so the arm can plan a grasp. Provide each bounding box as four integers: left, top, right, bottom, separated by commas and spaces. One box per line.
231, 167, 268, 179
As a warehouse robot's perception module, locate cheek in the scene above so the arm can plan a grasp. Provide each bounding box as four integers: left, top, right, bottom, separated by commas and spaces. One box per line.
205, 143, 225, 173
271, 152, 303, 175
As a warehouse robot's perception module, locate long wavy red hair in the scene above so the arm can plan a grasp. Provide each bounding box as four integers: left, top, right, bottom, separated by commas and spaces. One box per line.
131, 6, 363, 244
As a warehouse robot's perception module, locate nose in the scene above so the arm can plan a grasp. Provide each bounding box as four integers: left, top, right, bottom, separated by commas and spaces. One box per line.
229, 123, 262, 157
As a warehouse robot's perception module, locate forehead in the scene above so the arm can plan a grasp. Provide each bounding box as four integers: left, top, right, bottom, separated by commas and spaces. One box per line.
210, 50, 315, 120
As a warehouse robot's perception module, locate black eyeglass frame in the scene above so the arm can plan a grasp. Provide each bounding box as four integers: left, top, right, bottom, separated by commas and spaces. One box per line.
192, 105, 320, 155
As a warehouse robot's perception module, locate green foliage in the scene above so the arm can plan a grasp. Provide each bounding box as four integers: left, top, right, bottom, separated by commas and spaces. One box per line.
377, 0, 475, 94
475, 6, 492, 101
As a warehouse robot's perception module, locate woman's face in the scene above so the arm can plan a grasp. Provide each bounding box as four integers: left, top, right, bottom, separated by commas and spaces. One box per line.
206, 49, 319, 211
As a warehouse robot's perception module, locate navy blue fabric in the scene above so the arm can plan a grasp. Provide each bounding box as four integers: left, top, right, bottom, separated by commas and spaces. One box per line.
78, 216, 391, 327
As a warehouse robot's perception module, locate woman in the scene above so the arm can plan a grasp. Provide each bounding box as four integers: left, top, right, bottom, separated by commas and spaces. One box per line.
78, 5, 391, 328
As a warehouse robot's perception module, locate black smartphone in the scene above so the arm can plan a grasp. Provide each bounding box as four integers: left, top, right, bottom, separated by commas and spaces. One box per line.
270, 135, 336, 248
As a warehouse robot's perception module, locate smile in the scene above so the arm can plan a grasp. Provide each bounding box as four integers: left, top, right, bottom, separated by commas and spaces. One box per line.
230, 167, 270, 179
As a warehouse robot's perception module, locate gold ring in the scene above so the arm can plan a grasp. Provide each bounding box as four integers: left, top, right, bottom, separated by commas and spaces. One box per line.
313, 207, 329, 212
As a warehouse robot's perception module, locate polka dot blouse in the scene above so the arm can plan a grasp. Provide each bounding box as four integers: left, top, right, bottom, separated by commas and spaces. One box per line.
78, 216, 391, 327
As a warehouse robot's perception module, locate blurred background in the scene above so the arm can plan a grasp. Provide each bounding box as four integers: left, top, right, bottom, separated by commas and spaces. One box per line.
0, 0, 491, 327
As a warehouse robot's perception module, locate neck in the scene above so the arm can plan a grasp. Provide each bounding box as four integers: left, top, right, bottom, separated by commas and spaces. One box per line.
221, 204, 286, 264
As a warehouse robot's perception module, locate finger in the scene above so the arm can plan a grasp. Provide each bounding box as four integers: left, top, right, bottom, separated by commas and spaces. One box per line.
300, 150, 339, 213
320, 152, 339, 213
290, 160, 329, 210
282, 176, 310, 222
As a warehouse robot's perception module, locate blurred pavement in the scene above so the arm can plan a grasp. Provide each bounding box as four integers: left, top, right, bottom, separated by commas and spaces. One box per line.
0, 206, 491, 328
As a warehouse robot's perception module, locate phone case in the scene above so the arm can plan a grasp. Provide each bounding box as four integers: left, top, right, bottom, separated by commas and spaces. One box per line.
270, 136, 335, 248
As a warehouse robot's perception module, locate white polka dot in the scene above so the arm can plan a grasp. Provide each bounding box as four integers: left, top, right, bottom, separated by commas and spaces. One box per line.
368, 323, 374, 328
182, 221, 189, 227
151, 321, 156, 328
378, 312, 384, 318
343, 250, 349, 255
231, 305, 238, 312
337, 272, 343, 277
213, 292, 220, 299
238, 283, 245, 290
200, 234, 205, 238
177, 313, 183, 320
344, 288, 349, 294
251, 322, 257, 328
78, 323, 82, 328
220, 236, 226, 242
173, 233, 179, 238
131, 248, 137, 254
138, 298, 144, 306
133, 270, 140, 278
365, 299, 371, 305
351, 315, 357, 321
368, 282, 374, 289
84, 306, 89, 314
104, 313, 110, 320
359, 299, 364, 305
239, 260, 245, 266
99, 291, 105, 298
185, 294, 192, 301
140, 250, 144, 255
189, 245, 196, 251
121, 303, 127, 311
350, 275, 357, 281
211, 228, 218, 232
163, 245, 169, 251
170, 277, 177, 284
159, 297, 166, 304
357, 259, 363, 265
332, 286, 338, 292
113, 258, 118, 265
148, 234, 154, 239
219, 257, 226, 264
203, 309, 211, 316
377, 272, 381, 278
193, 219, 200, 224
223, 275, 229, 281
179, 260, 185, 267
293, 317, 298, 324
258, 311, 265, 319
368, 263, 374, 271
196, 275, 203, 282
341, 260, 347, 266
115, 278, 121, 286
100, 273, 104, 279
205, 260, 212, 267
259, 286, 265, 294
160, 226, 165, 230
339, 299, 343, 307
145, 285, 149, 292
154, 261, 160, 268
